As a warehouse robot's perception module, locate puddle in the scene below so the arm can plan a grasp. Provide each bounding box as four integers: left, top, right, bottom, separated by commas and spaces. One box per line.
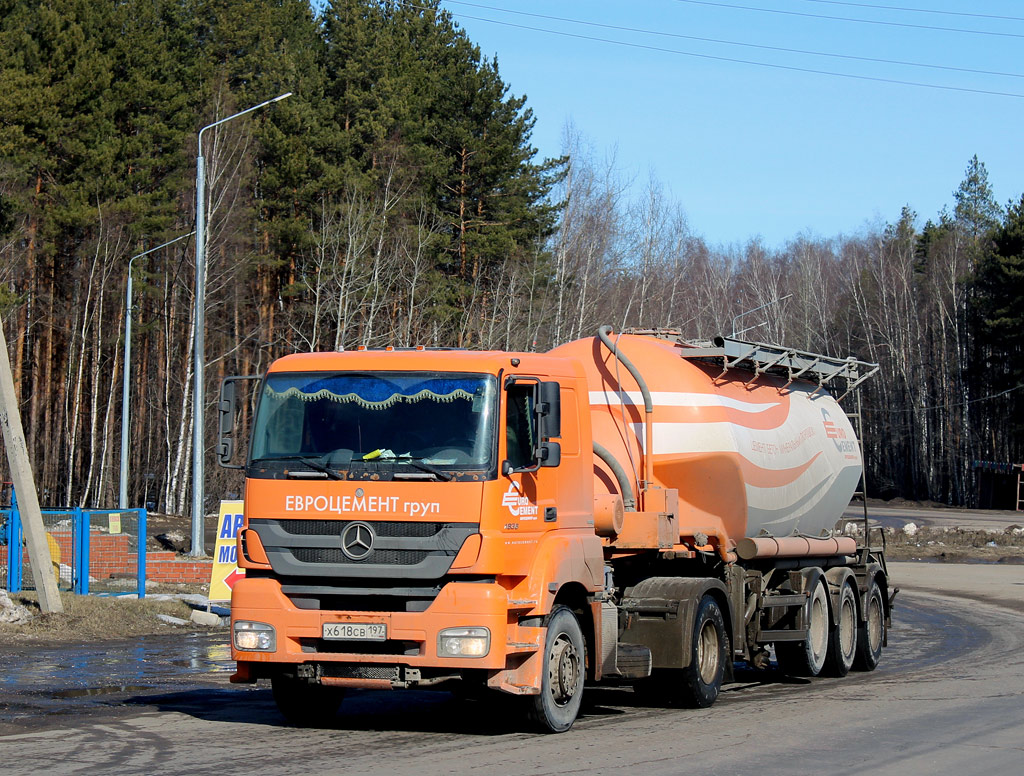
0, 632, 232, 698
53, 685, 154, 699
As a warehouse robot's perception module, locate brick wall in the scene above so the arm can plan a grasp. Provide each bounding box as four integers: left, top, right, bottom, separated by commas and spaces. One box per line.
145, 551, 213, 584
89, 532, 136, 577
0, 529, 137, 577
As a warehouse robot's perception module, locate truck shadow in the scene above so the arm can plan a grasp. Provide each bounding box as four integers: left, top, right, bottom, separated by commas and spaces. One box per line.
128, 665, 810, 734
582, 665, 810, 713
128, 686, 559, 735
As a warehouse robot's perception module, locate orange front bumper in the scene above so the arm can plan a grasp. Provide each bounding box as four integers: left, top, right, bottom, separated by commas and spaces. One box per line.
230, 577, 515, 672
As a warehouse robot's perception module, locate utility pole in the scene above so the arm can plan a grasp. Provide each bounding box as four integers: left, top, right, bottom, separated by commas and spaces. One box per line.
0, 319, 63, 612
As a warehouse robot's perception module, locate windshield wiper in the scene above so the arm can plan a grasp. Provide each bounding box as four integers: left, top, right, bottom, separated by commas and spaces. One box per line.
399, 458, 453, 482
348, 450, 454, 481
253, 454, 343, 480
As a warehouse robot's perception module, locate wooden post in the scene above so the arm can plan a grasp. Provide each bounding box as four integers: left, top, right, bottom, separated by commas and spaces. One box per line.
0, 319, 63, 612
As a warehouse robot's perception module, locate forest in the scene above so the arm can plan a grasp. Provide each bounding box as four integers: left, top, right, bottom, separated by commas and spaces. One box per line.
1, 0, 1022, 513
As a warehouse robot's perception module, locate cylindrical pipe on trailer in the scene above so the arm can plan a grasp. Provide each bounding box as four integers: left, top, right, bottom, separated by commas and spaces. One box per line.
593, 442, 637, 511
735, 535, 857, 560
597, 326, 654, 505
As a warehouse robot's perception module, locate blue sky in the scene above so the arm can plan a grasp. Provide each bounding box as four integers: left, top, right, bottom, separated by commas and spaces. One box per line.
437, 0, 1024, 247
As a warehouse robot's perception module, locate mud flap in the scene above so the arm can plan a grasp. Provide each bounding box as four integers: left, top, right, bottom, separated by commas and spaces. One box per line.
487, 650, 543, 695
230, 662, 257, 684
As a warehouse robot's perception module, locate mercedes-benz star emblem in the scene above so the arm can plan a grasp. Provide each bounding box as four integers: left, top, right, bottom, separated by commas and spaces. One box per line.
341, 521, 375, 561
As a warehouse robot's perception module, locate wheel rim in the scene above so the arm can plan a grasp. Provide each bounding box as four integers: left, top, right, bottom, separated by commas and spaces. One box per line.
696, 619, 720, 685
867, 592, 883, 653
548, 632, 581, 708
839, 592, 856, 660
809, 591, 827, 662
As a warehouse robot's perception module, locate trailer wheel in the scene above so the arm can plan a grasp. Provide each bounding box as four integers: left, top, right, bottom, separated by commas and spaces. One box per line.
776, 575, 829, 677
678, 594, 728, 708
824, 580, 857, 677
529, 605, 585, 733
271, 674, 344, 726
854, 578, 885, 671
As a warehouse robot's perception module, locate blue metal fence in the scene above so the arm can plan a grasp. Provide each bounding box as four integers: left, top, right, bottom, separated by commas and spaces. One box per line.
1, 492, 147, 598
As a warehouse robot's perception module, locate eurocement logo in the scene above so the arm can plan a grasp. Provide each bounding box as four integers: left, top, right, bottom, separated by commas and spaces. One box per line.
821, 408, 857, 455
502, 481, 538, 519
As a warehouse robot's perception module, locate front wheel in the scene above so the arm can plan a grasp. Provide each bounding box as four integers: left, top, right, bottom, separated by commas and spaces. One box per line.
529, 605, 585, 733
271, 674, 344, 726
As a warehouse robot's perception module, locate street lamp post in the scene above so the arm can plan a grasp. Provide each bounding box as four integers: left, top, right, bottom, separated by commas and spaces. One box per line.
120, 232, 195, 510
191, 91, 292, 557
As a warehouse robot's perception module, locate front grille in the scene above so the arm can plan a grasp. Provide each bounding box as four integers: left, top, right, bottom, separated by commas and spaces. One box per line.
302, 640, 421, 656
249, 518, 478, 581
292, 548, 430, 566
278, 520, 442, 538
282, 576, 495, 614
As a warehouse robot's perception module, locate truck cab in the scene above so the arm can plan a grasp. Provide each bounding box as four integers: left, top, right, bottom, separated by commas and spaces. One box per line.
223, 350, 604, 732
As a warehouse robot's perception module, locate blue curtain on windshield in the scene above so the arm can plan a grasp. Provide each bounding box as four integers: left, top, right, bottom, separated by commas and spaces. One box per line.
266, 375, 482, 409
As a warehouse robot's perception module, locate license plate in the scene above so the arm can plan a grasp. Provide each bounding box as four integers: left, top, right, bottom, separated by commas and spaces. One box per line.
322, 622, 387, 641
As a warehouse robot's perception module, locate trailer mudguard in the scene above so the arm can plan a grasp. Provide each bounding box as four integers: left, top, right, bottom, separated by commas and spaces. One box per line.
619, 577, 731, 669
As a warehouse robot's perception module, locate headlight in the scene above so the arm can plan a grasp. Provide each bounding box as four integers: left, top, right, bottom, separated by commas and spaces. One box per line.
233, 620, 276, 651
437, 627, 490, 658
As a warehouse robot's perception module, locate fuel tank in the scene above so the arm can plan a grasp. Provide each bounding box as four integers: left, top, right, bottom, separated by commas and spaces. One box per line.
549, 333, 863, 542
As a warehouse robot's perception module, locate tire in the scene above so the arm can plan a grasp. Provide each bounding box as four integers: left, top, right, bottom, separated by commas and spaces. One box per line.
824, 581, 857, 677
271, 673, 344, 726
853, 577, 885, 671
776, 574, 829, 677
677, 595, 728, 708
529, 605, 585, 733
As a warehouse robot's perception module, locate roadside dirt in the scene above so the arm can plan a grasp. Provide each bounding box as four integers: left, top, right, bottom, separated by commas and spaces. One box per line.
882, 525, 1024, 563
0, 589, 215, 646
0, 512, 223, 646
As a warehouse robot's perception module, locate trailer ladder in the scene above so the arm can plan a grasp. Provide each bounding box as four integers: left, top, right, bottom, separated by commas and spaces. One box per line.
676, 335, 879, 401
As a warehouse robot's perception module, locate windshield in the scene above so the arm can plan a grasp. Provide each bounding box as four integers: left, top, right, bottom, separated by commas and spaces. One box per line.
250, 372, 497, 471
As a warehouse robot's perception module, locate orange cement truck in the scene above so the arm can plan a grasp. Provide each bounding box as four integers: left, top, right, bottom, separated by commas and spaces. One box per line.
221, 326, 890, 732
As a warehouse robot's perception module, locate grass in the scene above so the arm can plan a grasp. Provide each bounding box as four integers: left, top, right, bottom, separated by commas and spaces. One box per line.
0, 590, 207, 645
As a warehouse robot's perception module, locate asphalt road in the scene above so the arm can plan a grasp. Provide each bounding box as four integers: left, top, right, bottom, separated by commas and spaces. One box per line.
1, 561, 1022, 775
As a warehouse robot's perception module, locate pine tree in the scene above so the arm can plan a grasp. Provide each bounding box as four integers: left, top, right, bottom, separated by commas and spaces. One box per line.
974, 196, 1024, 349
954, 155, 1002, 243
970, 196, 1024, 460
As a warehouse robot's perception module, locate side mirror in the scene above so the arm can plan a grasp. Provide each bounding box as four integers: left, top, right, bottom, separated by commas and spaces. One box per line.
539, 441, 561, 468
538, 381, 561, 439
218, 437, 235, 464
219, 380, 237, 436
218, 375, 261, 469
503, 377, 562, 475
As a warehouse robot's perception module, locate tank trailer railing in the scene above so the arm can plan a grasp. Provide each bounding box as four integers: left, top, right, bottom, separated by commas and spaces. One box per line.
679, 336, 879, 401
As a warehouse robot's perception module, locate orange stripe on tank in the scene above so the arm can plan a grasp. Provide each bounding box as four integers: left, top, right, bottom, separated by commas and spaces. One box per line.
737, 451, 822, 488
590, 402, 791, 431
